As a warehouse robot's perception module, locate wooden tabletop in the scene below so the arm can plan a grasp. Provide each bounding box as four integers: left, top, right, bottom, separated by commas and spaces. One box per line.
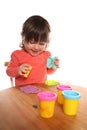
0, 84, 87, 130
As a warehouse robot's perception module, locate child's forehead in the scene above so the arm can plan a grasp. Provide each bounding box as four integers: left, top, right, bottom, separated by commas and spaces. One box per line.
23, 33, 50, 43
30, 37, 48, 42
30, 39, 46, 44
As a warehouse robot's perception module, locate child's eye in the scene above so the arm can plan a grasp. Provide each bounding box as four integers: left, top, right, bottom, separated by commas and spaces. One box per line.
29, 40, 46, 45
29, 40, 35, 44
39, 42, 46, 45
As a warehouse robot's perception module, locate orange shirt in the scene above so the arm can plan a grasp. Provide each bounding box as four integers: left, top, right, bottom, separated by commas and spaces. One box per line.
6, 49, 56, 86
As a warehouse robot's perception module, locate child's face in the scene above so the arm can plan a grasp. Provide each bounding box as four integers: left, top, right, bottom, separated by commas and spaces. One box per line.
24, 39, 47, 56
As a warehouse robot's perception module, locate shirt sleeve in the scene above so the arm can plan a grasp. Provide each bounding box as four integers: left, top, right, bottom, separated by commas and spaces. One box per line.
47, 68, 56, 74
6, 51, 20, 77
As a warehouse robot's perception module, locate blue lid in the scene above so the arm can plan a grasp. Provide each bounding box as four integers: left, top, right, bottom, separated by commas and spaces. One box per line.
62, 90, 81, 100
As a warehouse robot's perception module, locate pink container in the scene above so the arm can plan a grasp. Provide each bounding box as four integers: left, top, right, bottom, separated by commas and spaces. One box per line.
37, 91, 57, 118
57, 85, 72, 104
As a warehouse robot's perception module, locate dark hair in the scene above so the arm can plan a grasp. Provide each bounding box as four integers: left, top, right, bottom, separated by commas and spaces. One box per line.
21, 15, 51, 43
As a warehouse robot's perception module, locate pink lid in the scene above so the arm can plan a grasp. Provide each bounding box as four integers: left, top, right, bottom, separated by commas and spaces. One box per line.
37, 91, 57, 101
57, 85, 72, 91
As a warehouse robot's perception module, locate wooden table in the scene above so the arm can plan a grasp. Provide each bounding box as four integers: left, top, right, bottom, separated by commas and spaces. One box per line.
0, 84, 87, 130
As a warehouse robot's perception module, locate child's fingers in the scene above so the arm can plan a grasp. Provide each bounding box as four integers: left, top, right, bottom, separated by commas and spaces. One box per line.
54, 59, 60, 68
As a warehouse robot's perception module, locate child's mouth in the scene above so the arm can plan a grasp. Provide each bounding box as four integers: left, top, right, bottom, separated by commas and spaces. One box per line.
30, 50, 40, 56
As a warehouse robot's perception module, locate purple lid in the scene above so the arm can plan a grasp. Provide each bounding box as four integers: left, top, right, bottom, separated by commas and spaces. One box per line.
57, 85, 72, 91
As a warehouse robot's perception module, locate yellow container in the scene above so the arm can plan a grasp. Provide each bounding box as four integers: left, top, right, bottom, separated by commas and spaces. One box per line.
57, 85, 72, 104
62, 90, 81, 115
37, 91, 57, 118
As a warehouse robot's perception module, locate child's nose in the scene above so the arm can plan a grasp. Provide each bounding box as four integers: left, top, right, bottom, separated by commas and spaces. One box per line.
34, 44, 39, 49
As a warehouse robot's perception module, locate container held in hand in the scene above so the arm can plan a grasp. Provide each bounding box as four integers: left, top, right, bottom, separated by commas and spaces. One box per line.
46, 56, 58, 69
24, 66, 32, 78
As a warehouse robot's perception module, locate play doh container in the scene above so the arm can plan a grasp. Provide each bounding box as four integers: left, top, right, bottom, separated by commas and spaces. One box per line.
37, 91, 57, 118
62, 90, 81, 115
57, 85, 72, 104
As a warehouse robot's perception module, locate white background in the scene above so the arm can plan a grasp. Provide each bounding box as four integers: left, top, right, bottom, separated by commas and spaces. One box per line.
0, 0, 87, 90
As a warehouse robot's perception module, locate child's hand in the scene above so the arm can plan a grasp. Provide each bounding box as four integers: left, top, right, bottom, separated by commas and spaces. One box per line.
18, 64, 31, 76
54, 58, 60, 68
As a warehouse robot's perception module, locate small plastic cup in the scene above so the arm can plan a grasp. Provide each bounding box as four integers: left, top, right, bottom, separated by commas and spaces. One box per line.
37, 91, 57, 118
57, 85, 72, 104
62, 90, 81, 115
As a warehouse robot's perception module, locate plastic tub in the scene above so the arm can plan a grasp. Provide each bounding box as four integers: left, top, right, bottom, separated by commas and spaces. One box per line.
57, 85, 72, 104
62, 90, 81, 115
37, 91, 57, 118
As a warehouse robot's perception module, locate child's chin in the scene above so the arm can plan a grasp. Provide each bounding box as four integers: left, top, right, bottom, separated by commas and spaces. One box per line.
30, 52, 39, 56
29, 51, 42, 56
